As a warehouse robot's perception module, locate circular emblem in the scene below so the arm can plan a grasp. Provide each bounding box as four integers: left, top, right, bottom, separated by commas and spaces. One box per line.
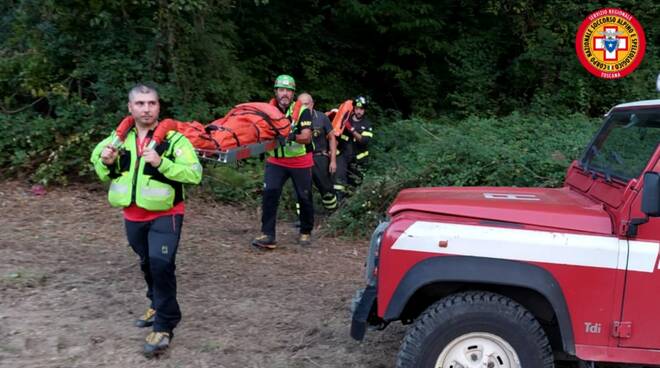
575, 8, 645, 79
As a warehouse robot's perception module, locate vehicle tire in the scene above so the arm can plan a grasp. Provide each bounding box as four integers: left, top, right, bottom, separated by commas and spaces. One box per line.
396, 291, 554, 368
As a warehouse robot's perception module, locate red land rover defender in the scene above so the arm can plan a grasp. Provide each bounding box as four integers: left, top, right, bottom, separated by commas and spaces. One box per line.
351, 99, 660, 368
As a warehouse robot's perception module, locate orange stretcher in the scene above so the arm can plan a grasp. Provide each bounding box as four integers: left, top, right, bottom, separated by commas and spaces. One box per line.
325, 99, 354, 136
111, 102, 296, 164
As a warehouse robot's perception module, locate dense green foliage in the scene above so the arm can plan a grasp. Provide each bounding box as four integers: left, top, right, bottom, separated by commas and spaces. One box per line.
3, 1, 659, 117
328, 114, 601, 236
192, 114, 600, 235
0, 1, 656, 235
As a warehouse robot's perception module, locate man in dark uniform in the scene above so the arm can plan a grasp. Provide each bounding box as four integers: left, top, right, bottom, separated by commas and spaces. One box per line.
251, 75, 315, 249
334, 96, 373, 200
297, 92, 338, 211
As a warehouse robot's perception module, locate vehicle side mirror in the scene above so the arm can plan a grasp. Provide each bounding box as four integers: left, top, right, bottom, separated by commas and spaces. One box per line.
657, 73, 660, 92
642, 172, 660, 216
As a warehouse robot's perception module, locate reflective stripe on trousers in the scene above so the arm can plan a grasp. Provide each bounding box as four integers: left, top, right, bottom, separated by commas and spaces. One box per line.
322, 193, 337, 209
356, 151, 369, 160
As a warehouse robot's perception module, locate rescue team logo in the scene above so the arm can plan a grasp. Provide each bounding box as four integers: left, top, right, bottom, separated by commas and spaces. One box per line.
575, 8, 645, 79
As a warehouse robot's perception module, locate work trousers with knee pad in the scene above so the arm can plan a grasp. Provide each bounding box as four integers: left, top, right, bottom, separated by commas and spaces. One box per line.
334, 152, 367, 200
333, 152, 353, 200
125, 214, 183, 333
261, 162, 314, 236
312, 155, 337, 210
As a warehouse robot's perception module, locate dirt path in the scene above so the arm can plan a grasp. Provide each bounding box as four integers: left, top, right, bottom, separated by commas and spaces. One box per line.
0, 182, 405, 368
0, 182, 626, 368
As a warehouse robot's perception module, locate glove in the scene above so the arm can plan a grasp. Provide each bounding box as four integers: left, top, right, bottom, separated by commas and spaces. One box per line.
344, 120, 354, 132
287, 132, 297, 142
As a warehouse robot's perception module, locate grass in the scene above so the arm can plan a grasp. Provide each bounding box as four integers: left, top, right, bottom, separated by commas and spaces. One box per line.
1, 269, 48, 289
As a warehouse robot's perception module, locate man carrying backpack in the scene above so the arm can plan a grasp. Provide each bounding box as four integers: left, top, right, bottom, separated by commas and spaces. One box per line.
90, 84, 202, 357
252, 75, 315, 249
334, 95, 373, 200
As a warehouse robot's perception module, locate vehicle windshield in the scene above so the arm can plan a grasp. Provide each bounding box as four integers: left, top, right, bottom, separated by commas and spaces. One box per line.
580, 107, 660, 181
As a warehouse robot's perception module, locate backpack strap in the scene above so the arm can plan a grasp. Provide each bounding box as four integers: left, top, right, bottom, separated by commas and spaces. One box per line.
238, 106, 288, 137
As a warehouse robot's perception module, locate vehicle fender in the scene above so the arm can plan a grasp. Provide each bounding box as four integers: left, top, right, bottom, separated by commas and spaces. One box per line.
384, 256, 575, 354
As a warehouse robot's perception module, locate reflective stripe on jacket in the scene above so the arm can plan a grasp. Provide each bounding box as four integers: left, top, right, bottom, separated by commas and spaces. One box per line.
271, 103, 313, 158
90, 128, 202, 211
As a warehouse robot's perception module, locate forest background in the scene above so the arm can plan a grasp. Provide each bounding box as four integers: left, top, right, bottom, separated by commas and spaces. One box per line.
1, 0, 659, 235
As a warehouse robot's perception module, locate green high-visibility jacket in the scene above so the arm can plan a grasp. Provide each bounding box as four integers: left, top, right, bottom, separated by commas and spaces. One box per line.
90, 127, 202, 211
270, 104, 313, 158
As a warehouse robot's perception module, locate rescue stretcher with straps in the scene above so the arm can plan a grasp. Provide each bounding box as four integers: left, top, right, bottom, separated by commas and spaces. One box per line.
197, 98, 354, 163
111, 102, 293, 164
195, 137, 284, 164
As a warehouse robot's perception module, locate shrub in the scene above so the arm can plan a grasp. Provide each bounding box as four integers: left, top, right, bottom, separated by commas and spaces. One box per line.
326, 113, 601, 237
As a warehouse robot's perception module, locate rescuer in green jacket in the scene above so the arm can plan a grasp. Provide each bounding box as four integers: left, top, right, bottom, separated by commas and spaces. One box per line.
251, 74, 315, 249
90, 84, 202, 357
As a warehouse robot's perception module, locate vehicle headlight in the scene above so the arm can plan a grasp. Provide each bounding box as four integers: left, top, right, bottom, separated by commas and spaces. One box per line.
366, 221, 389, 287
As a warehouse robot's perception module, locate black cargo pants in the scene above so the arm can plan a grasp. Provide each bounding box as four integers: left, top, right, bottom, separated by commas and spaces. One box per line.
333, 151, 354, 200
125, 214, 183, 333
312, 154, 338, 210
262, 162, 314, 236
348, 156, 368, 187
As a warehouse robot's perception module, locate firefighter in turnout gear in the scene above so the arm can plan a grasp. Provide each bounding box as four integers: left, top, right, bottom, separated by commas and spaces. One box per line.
251, 75, 315, 249
334, 96, 373, 200
90, 84, 202, 357
297, 93, 338, 211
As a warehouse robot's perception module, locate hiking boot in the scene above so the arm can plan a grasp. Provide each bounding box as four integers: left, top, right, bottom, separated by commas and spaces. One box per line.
298, 233, 312, 246
134, 307, 156, 328
251, 234, 277, 250
143, 331, 171, 357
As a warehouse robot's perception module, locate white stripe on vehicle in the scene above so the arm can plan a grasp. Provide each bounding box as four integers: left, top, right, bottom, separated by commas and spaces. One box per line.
391, 221, 659, 273
483, 193, 540, 201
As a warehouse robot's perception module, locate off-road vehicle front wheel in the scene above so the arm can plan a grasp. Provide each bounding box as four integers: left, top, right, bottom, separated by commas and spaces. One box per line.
396, 291, 554, 368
